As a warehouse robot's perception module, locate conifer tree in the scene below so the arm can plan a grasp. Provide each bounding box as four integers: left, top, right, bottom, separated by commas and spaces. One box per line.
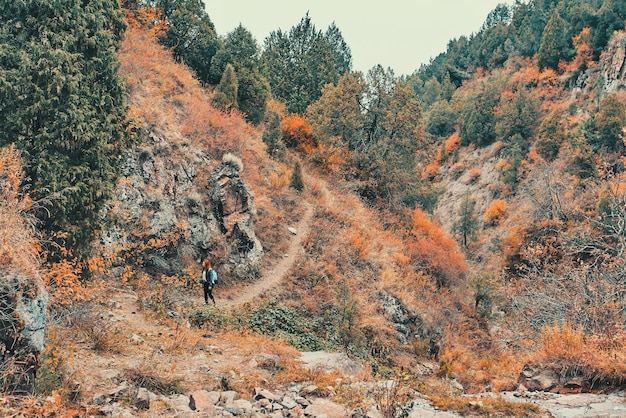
454, 192, 477, 248
538, 9, 573, 70
262, 113, 285, 160
209, 25, 269, 124
594, 94, 626, 151
0, 0, 130, 252
290, 161, 304, 192
159, 0, 219, 84
262, 13, 348, 113
212, 63, 239, 111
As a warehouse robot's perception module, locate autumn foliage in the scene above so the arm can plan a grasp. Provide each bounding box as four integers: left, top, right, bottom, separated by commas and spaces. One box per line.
407, 209, 468, 287
0, 145, 38, 277
280, 114, 316, 152
484, 200, 507, 226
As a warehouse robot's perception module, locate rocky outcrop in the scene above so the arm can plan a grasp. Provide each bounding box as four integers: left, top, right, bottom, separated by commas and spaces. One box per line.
0, 271, 48, 394
101, 131, 262, 282
209, 154, 262, 261
599, 31, 626, 93
90, 381, 463, 417
517, 362, 609, 394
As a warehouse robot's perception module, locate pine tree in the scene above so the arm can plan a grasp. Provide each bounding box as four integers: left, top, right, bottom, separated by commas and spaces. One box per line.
262, 13, 344, 113
212, 63, 239, 110
0, 0, 130, 253
453, 192, 477, 248
262, 113, 285, 159
159, 0, 219, 84
595, 94, 626, 151
209, 25, 269, 124
538, 9, 573, 70
290, 161, 304, 192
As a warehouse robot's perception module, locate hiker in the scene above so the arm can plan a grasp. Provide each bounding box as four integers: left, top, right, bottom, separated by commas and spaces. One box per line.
201, 257, 218, 306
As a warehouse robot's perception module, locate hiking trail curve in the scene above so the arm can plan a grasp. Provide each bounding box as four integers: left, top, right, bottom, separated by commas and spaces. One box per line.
215, 203, 314, 308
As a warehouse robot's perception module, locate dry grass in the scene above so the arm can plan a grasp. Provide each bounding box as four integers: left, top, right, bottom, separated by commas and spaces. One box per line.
0, 145, 39, 278
529, 321, 626, 388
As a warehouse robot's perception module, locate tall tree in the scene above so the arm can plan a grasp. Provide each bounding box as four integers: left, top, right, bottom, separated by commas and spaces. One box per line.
208, 25, 269, 124
262, 13, 344, 113
538, 9, 573, 70
324, 22, 352, 75
306, 72, 366, 151
159, 0, 219, 84
212, 63, 238, 110
460, 77, 502, 146
594, 94, 626, 151
0, 0, 130, 252
454, 192, 477, 248
496, 89, 539, 142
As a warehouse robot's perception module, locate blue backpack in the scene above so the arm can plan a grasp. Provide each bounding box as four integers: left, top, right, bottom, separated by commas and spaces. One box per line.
208, 268, 218, 285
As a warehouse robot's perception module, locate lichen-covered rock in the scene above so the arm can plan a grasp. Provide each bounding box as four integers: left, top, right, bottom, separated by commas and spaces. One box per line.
0, 271, 48, 394
209, 154, 263, 262
101, 131, 262, 282
600, 31, 626, 93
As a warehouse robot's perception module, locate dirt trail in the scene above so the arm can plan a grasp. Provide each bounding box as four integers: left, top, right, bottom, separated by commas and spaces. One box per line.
219, 203, 314, 308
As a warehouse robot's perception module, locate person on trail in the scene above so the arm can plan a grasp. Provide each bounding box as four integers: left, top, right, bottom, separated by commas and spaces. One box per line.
201, 257, 217, 306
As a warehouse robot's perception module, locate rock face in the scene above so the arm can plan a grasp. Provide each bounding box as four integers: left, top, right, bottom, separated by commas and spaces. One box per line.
101, 131, 262, 282
600, 31, 626, 93
518, 362, 600, 393
209, 155, 262, 261
0, 271, 48, 394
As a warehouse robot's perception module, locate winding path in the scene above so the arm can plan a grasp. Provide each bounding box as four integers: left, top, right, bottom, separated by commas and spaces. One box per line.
219, 203, 314, 308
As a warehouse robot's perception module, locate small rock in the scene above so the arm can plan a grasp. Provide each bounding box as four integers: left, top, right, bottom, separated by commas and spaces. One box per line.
130, 333, 145, 344
220, 390, 240, 406
108, 383, 131, 401
132, 387, 150, 410
189, 390, 220, 411
281, 395, 298, 409
167, 394, 192, 413
232, 399, 253, 414
288, 227, 298, 235
253, 398, 271, 409
254, 387, 277, 401
93, 394, 109, 406
303, 398, 346, 417
97, 404, 135, 418
300, 384, 319, 396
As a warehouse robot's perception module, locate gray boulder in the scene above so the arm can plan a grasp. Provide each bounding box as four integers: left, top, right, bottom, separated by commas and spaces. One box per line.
0, 271, 48, 394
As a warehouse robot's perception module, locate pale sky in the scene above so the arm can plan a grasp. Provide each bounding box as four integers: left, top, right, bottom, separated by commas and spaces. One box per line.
204, 0, 516, 76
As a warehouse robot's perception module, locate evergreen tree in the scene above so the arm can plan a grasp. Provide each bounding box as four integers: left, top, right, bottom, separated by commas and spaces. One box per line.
212, 63, 238, 110
209, 25, 269, 124
290, 161, 304, 192
262, 13, 343, 113
306, 72, 366, 150
236, 67, 270, 125
453, 192, 477, 248
594, 94, 626, 151
536, 111, 566, 161
426, 100, 457, 138
324, 22, 352, 75
262, 113, 285, 159
159, 0, 219, 84
0, 0, 130, 252
496, 89, 539, 142
538, 9, 573, 70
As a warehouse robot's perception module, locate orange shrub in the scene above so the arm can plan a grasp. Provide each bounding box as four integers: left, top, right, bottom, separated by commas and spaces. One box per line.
444, 132, 460, 153
407, 209, 468, 287
280, 114, 316, 151
0, 145, 38, 277
484, 200, 507, 225
467, 168, 481, 183
424, 159, 440, 179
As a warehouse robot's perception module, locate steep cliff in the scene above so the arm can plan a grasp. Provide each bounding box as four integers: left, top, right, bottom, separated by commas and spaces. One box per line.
100, 130, 263, 284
